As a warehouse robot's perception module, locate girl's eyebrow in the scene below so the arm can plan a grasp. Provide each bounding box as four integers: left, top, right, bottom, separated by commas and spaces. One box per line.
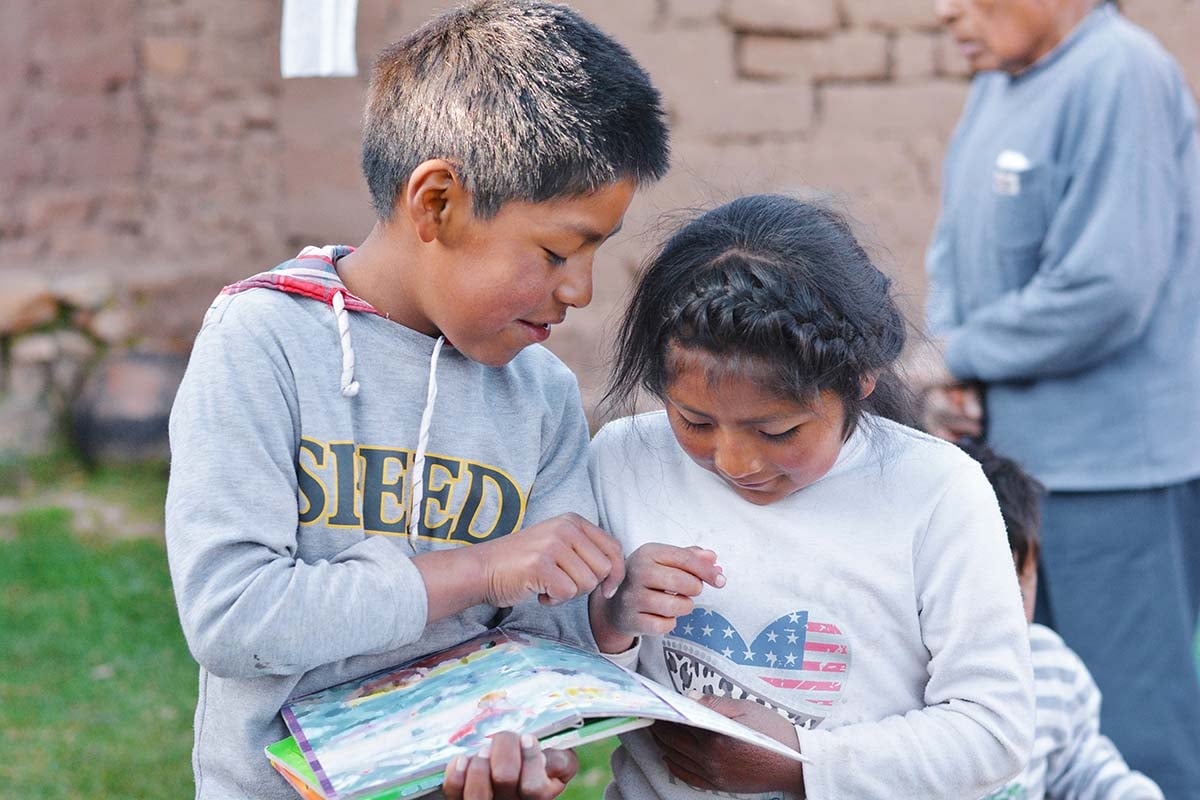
667, 396, 812, 426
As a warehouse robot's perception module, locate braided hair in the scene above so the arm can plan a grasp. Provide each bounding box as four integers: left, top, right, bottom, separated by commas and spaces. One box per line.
603, 194, 916, 433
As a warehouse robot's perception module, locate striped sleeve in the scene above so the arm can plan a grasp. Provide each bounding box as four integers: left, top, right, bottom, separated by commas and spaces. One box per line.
1032, 625, 1163, 800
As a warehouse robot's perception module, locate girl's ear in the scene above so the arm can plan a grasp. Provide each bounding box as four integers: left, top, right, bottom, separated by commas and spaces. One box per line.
859, 372, 879, 400
402, 159, 470, 244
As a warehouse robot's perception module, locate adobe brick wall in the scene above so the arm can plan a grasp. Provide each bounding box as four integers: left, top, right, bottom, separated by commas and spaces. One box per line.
1, 0, 1197, 446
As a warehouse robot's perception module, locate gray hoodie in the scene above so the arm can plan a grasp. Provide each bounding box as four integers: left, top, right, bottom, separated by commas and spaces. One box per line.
165, 246, 598, 800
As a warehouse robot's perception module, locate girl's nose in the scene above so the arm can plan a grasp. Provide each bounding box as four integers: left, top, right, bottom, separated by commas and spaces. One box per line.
712, 435, 762, 482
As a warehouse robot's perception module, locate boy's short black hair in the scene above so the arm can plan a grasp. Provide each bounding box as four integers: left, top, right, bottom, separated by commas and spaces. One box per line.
362, 0, 670, 220
958, 439, 1045, 571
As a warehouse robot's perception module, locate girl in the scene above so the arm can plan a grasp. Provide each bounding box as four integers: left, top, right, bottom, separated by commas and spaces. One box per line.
588, 195, 1034, 799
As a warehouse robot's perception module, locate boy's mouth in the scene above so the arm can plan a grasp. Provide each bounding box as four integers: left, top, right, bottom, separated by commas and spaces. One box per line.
516, 319, 553, 342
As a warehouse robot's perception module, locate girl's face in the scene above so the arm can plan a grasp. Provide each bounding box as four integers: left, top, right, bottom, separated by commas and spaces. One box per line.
662, 348, 851, 506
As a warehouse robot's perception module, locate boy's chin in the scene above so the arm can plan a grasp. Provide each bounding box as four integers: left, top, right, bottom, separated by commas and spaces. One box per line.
454, 340, 529, 368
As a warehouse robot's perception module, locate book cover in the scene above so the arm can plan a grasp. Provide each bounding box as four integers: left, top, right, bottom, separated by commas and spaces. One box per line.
276, 628, 805, 800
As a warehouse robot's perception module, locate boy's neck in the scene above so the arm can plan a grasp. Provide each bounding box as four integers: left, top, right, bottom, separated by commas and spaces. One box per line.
338, 221, 437, 336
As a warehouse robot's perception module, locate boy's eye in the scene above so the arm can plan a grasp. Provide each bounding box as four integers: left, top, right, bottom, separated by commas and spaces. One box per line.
543, 248, 567, 266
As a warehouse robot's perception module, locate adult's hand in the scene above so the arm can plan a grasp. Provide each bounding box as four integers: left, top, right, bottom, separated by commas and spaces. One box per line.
921, 384, 983, 442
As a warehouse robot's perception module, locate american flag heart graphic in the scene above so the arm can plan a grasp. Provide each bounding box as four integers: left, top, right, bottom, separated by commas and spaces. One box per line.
664, 606, 850, 729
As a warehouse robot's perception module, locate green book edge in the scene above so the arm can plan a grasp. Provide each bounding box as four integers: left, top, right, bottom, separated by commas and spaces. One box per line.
267, 716, 645, 800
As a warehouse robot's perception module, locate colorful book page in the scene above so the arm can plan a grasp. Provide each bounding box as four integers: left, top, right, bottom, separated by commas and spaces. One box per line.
283, 630, 666, 799
282, 629, 806, 800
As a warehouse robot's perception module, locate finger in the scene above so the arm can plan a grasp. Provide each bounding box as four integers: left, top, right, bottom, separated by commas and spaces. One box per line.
621, 581, 696, 618
553, 548, 603, 598
949, 418, 983, 438
653, 728, 714, 784
443, 755, 469, 800
651, 721, 704, 762
536, 559, 581, 606
577, 522, 626, 598
542, 747, 578, 785
462, 748, 494, 800
961, 389, 983, 421
635, 610, 690, 637
651, 545, 725, 589
516, 734, 549, 798
686, 690, 743, 720
486, 732, 522, 800
662, 755, 720, 792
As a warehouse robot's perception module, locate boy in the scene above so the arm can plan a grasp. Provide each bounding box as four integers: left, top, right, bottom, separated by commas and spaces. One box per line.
164, 3, 669, 799
960, 440, 1163, 800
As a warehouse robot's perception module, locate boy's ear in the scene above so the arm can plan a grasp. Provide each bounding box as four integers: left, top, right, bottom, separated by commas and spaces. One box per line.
401, 159, 471, 244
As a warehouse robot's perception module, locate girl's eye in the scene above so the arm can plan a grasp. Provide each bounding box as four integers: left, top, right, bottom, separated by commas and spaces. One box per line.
678, 416, 710, 432
543, 248, 567, 266
761, 425, 801, 441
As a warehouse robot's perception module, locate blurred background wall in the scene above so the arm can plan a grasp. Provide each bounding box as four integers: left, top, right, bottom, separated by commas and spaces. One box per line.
1, 0, 1197, 453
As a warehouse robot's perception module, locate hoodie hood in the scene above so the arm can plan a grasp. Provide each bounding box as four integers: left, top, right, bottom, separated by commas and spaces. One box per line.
220, 244, 446, 546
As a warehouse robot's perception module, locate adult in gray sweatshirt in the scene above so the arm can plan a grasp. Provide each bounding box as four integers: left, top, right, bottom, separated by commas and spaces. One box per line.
920, 1, 1200, 796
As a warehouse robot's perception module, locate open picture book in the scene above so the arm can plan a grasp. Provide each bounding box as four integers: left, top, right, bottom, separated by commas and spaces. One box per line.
268, 628, 807, 800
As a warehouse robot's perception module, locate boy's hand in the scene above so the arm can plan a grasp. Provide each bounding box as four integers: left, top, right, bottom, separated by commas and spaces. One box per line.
651, 694, 804, 795
442, 732, 578, 800
591, 544, 725, 652
476, 513, 625, 608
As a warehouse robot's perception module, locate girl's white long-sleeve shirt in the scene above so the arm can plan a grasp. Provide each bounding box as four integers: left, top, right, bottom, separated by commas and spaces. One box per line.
589, 412, 1034, 800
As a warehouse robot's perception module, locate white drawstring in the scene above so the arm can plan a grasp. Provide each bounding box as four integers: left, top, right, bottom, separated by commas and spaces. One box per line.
331, 291, 360, 397
409, 335, 445, 549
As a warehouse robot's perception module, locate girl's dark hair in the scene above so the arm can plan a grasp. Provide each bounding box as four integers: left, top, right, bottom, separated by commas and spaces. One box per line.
603, 194, 916, 432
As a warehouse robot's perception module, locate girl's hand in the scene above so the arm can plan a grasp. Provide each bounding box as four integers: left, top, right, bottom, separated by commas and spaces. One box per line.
590, 544, 725, 653
476, 513, 625, 608
651, 695, 805, 795
442, 732, 578, 800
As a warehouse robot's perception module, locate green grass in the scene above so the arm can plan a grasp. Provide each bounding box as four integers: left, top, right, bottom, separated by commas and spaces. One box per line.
0, 506, 196, 799
0, 453, 619, 799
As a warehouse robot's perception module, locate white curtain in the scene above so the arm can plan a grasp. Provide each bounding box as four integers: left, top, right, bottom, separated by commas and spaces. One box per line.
280, 0, 359, 78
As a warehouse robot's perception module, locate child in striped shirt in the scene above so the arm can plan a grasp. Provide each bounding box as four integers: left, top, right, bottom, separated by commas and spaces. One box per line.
962, 440, 1163, 800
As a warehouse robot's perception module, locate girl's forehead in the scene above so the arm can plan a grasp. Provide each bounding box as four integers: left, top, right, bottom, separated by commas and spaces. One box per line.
664, 345, 821, 414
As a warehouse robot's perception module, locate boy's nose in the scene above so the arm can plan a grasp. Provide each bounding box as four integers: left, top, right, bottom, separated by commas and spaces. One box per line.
555, 259, 594, 309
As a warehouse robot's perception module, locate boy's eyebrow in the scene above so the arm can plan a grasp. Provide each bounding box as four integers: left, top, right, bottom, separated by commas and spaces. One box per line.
561, 220, 623, 245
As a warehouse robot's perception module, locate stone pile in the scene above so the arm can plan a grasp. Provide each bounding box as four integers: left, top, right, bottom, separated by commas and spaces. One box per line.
0, 267, 199, 462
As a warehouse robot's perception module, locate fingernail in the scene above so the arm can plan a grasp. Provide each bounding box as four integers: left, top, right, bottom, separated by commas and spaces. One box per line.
604, 584, 617, 599
713, 574, 726, 588
452, 756, 467, 776
521, 734, 536, 749
685, 689, 704, 700
478, 743, 491, 760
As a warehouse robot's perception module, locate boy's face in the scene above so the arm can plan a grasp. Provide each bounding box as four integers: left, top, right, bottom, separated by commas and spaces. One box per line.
935, 0, 1063, 74
1014, 550, 1037, 623
423, 179, 635, 367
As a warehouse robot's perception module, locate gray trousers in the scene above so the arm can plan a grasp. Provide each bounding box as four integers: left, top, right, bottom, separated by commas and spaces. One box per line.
1035, 477, 1200, 799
